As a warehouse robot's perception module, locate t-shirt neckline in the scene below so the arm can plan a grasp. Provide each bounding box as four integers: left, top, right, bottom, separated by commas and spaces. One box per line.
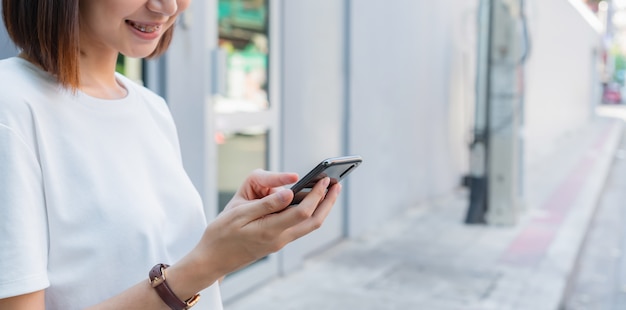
12, 56, 137, 107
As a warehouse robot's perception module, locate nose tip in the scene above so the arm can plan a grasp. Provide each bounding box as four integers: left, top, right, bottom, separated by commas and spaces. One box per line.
147, 0, 178, 16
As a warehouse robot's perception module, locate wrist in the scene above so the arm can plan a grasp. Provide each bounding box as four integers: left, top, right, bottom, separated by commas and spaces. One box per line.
165, 250, 223, 299
149, 264, 200, 309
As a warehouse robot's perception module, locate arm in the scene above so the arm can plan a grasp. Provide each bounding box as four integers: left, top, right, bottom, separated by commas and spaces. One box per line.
0, 170, 340, 309
0, 284, 176, 310
0, 291, 44, 310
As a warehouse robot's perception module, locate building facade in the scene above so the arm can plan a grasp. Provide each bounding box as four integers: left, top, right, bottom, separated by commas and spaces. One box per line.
156, 0, 602, 302
0, 5, 16, 59
0, 0, 602, 304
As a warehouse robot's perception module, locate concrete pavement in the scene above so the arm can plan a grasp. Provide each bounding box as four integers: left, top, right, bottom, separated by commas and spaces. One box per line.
562, 111, 626, 310
226, 108, 624, 310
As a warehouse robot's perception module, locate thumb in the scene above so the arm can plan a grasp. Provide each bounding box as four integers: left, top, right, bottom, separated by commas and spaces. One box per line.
246, 189, 294, 220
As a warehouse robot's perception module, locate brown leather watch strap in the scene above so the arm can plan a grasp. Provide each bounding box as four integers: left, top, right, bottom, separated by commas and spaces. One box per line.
149, 264, 200, 310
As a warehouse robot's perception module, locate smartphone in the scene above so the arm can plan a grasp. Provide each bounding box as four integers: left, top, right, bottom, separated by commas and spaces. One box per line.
290, 155, 363, 205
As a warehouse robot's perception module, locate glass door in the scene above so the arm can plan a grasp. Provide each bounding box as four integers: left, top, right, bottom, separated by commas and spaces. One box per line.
215, 0, 271, 212
214, 0, 282, 302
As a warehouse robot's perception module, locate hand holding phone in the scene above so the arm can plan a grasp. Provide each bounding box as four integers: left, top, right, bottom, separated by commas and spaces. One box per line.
290, 155, 363, 205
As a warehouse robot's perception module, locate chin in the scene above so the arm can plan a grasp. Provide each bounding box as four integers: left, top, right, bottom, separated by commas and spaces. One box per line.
123, 47, 159, 59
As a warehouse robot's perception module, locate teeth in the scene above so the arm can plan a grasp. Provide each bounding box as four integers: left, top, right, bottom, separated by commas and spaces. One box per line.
128, 21, 160, 33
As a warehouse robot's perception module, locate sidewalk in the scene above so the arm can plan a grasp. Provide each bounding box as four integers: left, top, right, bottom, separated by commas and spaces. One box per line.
226, 112, 624, 310
563, 112, 626, 309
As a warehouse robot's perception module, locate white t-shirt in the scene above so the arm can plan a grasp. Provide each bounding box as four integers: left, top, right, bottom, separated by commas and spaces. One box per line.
0, 57, 222, 309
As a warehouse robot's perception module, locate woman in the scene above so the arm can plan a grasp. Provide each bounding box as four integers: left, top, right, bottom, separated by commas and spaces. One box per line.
0, 0, 341, 309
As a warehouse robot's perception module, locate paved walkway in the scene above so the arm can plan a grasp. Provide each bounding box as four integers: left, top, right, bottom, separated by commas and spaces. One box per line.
563, 109, 626, 310
226, 108, 624, 310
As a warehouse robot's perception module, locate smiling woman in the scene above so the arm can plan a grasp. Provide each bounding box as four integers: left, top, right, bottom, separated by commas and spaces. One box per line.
1, 0, 177, 92
77, 0, 185, 97
0, 0, 342, 309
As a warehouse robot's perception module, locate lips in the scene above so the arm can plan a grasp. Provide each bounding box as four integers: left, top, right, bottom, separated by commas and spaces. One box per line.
125, 20, 162, 33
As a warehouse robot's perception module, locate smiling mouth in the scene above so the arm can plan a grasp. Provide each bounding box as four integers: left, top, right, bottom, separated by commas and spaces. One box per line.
126, 20, 162, 33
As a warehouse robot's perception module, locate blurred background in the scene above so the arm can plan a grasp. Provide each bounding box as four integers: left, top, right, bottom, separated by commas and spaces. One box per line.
2, 0, 625, 308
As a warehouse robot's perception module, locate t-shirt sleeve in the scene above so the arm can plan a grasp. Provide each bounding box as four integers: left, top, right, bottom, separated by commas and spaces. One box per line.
0, 124, 49, 298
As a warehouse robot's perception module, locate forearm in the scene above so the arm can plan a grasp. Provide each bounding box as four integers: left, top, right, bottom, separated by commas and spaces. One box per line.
85, 279, 174, 310
0, 278, 179, 310
0, 253, 222, 310
87, 253, 222, 310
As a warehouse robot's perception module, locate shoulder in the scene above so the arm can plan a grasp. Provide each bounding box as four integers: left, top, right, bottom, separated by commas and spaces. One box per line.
0, 57, 59, 101
0, 57, 55, 92
0, 57, 28, 79
0, 57, 55, 125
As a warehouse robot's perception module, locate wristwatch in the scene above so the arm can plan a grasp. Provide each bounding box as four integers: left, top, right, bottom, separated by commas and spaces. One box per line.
149, 263, 200, 310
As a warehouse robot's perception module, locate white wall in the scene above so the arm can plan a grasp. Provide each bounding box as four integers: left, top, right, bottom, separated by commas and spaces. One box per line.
523, 0, 601, 166
347, 0, 478, 236
344, 0, 600, 236
281, 0, 348, 271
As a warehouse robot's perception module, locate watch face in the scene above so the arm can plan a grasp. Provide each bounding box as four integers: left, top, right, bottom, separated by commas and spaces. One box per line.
149, 264, 168, 287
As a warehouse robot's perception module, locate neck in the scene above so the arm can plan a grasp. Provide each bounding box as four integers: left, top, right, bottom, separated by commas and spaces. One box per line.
78, 49, 127, 100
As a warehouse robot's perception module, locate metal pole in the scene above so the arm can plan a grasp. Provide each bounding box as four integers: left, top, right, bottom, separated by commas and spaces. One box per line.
466, 0, 493, 224
467, 0, 525, 225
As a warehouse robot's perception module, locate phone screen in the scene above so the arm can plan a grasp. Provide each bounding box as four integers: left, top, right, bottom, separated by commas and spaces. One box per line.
290, 155, 362, 205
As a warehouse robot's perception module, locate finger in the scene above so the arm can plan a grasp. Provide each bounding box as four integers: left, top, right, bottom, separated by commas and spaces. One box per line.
237, 189, 294, 222
249, 169, 299, 189
262, 177, 331, 230
295, 176, 332, 208
312, 183, 341, 218
226, 171, 299, 213
242, 170, 299, 198
286, 183, 342, 240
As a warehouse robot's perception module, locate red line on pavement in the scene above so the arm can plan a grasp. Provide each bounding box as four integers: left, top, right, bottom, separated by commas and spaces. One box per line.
499, 123, 614, 266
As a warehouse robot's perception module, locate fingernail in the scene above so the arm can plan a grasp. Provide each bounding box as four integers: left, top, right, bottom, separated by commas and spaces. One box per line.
322, 177, 331, 187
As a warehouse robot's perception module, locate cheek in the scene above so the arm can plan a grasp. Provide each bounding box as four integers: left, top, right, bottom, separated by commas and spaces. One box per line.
178, 0, 191, 13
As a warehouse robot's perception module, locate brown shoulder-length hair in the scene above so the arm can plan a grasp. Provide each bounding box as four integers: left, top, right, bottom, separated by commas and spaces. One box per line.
2, 0, 173, 90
